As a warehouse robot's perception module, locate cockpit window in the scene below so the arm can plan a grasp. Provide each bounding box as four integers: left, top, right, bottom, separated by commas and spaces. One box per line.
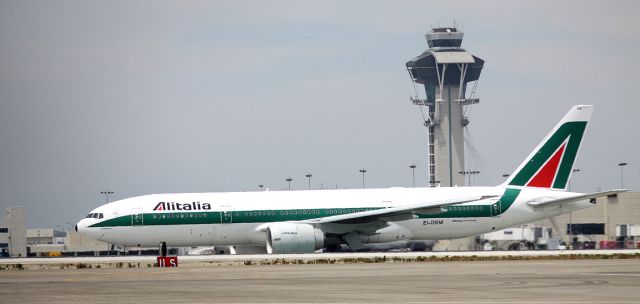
86, 213, 104, 219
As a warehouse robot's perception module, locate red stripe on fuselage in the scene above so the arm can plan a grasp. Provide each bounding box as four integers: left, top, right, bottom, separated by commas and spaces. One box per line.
526, 144, 566, 188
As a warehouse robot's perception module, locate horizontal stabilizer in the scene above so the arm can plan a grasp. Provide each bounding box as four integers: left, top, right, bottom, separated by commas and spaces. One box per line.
527, 189, 629, 208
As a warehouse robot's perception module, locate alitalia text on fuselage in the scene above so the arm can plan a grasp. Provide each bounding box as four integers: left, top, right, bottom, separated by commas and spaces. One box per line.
153, 202, 212, 211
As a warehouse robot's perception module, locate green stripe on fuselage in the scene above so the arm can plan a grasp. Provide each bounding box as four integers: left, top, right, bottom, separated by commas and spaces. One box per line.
418, 188, 521, 219
89, 207, 380, 228
89, 189, 522, 228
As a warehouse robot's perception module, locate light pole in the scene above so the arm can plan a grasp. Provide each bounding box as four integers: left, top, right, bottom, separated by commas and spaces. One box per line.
359, 169, 367, 189
568, 168, 580, 248
459, 170, 480, 186
568, 168, 581, 191
100, 191, 114, 204
285, 178, 293, 190
618, 162, 628, 188
305, 173, 312, 190
409, 163, 417, 187
258, 184, 264, 191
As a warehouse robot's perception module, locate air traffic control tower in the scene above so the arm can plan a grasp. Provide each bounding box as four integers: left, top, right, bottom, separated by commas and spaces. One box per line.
406, 27, 484, 187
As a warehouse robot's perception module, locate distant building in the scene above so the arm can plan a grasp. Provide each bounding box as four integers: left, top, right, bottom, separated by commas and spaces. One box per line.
535, 191, 640, 248
27, 228, 66, 245
435, 192, 640, 251
65, 229, 112, 252
27, 229, 113, 257
0, 207, 27, 258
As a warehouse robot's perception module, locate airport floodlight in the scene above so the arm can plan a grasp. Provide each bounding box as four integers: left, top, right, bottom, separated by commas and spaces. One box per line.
618, 162, 628, 188
568, 169, 581, 191
305, 173, 312, 190
409, 164, 417, 187
567, 168, 581, 246
100, 191, 114, 204
458, 170, 480, 186
359, 169, 367, 189
285, 178, 293, 190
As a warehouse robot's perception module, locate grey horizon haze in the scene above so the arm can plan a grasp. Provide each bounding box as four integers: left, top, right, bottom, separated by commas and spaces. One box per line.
1, 1, 639, 229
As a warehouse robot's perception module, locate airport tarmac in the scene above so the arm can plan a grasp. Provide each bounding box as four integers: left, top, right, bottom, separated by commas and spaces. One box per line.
2, 259, 640, 303
3, 249, 640, 268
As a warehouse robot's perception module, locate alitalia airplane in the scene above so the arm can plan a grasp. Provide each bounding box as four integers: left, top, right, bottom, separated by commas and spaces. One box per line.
76, 105, 625, 254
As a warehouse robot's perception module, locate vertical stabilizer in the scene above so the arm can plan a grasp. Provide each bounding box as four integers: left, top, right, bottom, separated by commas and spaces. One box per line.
504, 105, 593, 190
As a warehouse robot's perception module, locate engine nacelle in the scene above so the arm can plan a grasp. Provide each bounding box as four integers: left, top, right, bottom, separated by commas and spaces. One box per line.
266, 223, 324, 254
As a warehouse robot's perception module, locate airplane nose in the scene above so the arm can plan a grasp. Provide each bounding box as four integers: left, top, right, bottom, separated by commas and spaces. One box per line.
76, 219, 88, 235
75, 219, 103, 241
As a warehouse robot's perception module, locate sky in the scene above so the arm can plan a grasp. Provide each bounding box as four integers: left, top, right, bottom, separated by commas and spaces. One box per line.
1, 1, 639, 229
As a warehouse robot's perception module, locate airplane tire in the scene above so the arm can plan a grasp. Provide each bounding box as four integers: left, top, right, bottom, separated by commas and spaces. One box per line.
324, 244, 342, 252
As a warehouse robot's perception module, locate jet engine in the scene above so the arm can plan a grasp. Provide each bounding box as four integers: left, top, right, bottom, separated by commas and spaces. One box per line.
266, 223, 325, 254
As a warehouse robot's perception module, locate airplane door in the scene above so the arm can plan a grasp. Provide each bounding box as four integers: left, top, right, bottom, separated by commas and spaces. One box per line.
220, 205, 232, 224
131, 208, 144, 226
490, 199, 501, 217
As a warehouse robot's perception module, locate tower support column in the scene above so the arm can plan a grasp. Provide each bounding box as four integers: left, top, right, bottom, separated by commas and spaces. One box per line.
406, 26, 484, 187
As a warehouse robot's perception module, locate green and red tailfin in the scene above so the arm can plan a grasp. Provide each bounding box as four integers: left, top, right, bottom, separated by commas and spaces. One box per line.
503, 105, 593, 191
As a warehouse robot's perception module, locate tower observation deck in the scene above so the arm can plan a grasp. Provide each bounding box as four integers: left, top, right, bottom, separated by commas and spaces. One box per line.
406, 27, 484, 187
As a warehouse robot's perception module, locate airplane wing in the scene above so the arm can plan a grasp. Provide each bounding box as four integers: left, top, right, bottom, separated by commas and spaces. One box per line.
527, 189, 628, 208
304, 195, 497, 225
253, 195, 497, 234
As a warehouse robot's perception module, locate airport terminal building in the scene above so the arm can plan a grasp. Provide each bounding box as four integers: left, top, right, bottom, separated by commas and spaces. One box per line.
537, 191, 640, 248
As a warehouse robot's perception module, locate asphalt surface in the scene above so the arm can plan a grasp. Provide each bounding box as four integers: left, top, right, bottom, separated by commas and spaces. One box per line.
1, 259, 639, 303
3, 249, 639, 267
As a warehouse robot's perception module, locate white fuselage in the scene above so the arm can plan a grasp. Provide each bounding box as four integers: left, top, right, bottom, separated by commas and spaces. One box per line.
77, 186, 591, 248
